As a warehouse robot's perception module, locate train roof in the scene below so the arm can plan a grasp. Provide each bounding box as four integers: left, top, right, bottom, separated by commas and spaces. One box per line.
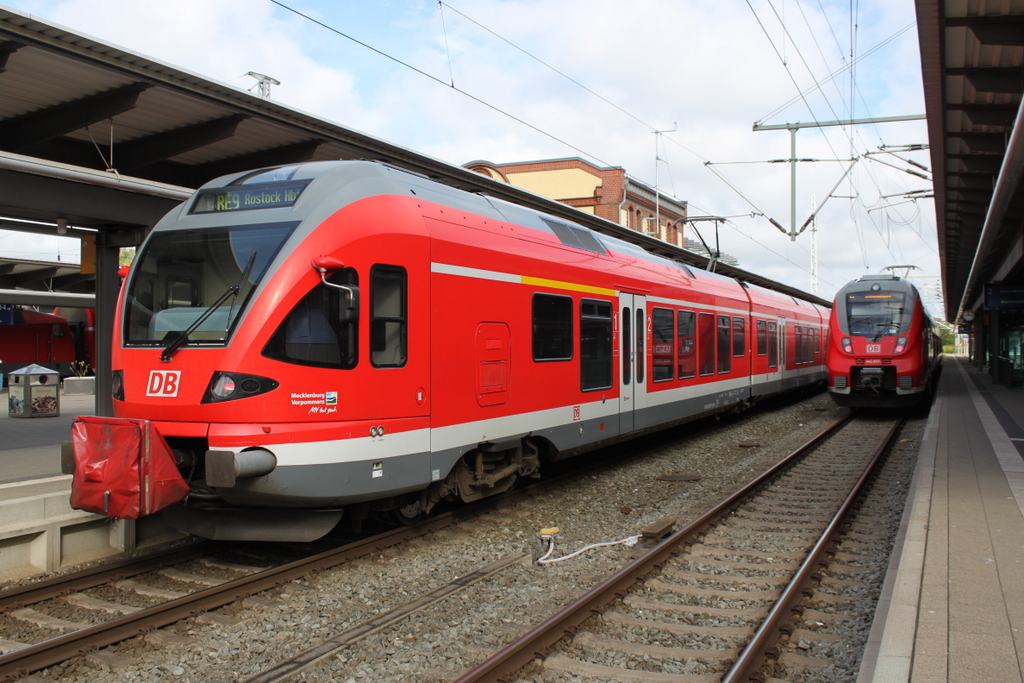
171, 160, 825, 306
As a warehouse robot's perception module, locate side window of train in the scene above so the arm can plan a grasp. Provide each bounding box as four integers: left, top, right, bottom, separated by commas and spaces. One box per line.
767, 321, 778, 368
370, 265, 407, 368
717, 315, 731, 374
263, 268, 359, 369
732, 317, 745, 358
652, 307, 674, 382
533, 293, 572, 361
677, 310, 696, 380
580, 299, 612, 391
698, 313, 715, 376
756, 320, 767, 356
795, 326, 804, 364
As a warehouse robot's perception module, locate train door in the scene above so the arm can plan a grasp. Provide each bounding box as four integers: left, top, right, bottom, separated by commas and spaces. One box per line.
619, 294, 648, 433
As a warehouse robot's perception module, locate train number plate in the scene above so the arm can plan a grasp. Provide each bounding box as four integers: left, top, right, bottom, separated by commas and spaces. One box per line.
865, 344, 882, 354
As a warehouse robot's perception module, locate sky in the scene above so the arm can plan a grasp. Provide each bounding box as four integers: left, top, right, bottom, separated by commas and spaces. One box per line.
0, 0, 941, 314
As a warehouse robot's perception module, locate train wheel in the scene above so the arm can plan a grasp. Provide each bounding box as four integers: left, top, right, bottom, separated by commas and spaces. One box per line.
390, 498, 425, 525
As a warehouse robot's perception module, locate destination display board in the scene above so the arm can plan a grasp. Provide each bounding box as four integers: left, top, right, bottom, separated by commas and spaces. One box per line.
190, 180, 311, 214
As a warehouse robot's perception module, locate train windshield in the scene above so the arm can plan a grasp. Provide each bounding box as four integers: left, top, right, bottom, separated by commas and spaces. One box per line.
844, 291, 910, 337
124, 222, 297, 345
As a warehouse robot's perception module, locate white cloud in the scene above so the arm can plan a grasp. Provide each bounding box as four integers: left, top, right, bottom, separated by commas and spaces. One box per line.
1, 0, 938, 306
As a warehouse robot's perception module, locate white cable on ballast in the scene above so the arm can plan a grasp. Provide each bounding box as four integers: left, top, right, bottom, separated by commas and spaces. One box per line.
536, 534, 642, 565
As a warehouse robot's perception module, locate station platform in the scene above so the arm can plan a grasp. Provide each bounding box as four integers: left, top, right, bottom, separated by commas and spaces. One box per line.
0, 388, 95, 493
0, 388, 181, 579
862, 355, 1024, 682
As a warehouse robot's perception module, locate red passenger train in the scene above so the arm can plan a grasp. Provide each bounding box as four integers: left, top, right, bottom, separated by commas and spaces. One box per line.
825, 274, 941, 408
69, 161, 828, 541
0, 306, 77, 377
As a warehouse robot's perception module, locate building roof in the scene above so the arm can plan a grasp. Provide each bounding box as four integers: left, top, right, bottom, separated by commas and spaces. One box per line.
916, 0, 1024, 320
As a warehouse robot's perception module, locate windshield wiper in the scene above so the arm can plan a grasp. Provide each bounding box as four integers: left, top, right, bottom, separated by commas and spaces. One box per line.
160, 252, 258, 363
872, 321, 899, 342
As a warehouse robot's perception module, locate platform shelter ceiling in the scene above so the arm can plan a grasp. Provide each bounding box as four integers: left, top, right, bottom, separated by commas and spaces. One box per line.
0, 6, 828, 305
916, 1, 1024, 321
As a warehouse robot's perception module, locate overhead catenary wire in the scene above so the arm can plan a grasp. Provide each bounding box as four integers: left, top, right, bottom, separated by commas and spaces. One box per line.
270, 0, 618, 168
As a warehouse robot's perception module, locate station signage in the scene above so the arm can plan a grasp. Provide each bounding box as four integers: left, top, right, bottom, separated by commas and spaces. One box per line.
984, 284, 1024, 310
190, 180, 311, 214
0, 303, 12, 325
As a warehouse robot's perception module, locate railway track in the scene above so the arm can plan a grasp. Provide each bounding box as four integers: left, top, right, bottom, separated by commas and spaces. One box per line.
0, 397, 883, 682
0, 435, 672, 682
453, 413, 904, 683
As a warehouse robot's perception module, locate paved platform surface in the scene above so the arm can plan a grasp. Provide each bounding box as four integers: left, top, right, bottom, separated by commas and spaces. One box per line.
863, 355, 1024, 682
0, 387, 96, 499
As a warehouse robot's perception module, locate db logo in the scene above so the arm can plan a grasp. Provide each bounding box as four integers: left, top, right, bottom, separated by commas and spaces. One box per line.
572, 406, 581, 421
866, 344, 881, 354
147, 370, 181, 397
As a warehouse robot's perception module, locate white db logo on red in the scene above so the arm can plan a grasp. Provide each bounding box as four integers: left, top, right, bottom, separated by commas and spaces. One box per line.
147, 370, 181, 397
866, 344, 881, 354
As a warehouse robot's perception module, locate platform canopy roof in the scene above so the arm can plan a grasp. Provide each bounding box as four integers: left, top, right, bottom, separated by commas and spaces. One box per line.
0, 6, 830, 306
916, 1, 1024, 321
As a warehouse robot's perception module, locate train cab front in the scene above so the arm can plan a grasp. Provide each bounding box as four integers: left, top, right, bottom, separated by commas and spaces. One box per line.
72, 163, 432, 542
826, 274, 929, 408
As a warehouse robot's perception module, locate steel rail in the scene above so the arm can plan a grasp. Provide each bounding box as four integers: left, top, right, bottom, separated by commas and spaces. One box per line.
0, 454, 619, 681
453, 413, 851, 683
721, 416, 904, 683
0, 542, 209, 612
0, 495, 517, 681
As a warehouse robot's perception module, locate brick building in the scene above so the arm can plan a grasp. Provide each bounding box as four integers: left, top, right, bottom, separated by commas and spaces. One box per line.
464, 157, 690, 247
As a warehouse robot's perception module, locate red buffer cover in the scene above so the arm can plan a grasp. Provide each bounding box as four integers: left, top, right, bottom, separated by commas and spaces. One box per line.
70, 416, 189, 518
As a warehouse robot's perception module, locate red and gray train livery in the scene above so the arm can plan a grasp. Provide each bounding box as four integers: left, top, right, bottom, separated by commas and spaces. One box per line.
825, 274, 941, 409
68, 160, 828, 541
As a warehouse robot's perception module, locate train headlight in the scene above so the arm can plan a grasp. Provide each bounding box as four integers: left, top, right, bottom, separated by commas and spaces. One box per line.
212, 375, 236, 398
895, 336, 907, 353
112, 370, 124, 401
201, 371, 280, 404
842, 337, 853, 353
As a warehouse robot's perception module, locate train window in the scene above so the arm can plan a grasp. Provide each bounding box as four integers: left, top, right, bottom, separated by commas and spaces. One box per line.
634, 309, 643, 385
814, 328, 820, 355
533, 294, 573, 361
756, 320, 767, 356
622, 306, 631, 385
717, 316, 731, 374
126, 221, 297, 345
580, 299, 612, 391
636, 308, 645, 384
370, 265, 407, 367
767, 322, 778, 368
795, 327, 803, 364
540, 217, 607, 255
652, 308, 674, 382
699, 313, 715, 376
263, 268, 359, 369
677, 310, 696, 379
732, 317, 745, 358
